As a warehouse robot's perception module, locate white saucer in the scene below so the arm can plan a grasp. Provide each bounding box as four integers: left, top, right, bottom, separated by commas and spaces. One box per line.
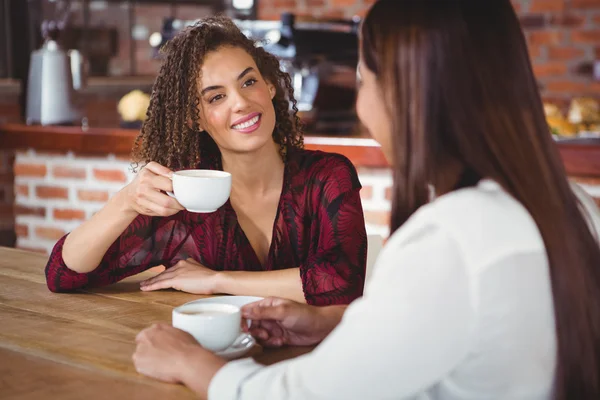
215, 333, 256, 360
181, 295, 264, 309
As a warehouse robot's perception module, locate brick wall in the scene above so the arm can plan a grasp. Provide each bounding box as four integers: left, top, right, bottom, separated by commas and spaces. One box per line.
259, 0, 600, 108
13, 151, 135, 253
11, 150, 393, 254
9, 150, 600, 255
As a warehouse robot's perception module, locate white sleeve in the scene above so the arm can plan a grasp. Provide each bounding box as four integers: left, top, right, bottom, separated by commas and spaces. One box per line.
209, 224, 475, 400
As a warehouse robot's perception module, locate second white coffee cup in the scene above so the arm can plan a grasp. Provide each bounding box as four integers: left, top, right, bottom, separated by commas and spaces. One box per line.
172, 303, 241, 352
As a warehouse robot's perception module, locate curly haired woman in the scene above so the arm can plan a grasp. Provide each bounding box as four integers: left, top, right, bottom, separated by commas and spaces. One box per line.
44, 16, 367, 306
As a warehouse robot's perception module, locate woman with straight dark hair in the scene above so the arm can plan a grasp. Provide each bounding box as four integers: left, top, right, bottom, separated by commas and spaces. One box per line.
133, 1, 600, 398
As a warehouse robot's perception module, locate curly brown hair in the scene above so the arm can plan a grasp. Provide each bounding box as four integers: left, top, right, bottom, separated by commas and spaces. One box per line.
131, 15, 303, 172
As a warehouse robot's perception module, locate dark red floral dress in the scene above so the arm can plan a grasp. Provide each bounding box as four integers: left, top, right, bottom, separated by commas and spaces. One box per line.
45, 149, 367, 306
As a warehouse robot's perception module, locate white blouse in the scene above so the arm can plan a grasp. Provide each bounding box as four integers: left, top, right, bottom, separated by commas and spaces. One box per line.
209, 179, 558, 399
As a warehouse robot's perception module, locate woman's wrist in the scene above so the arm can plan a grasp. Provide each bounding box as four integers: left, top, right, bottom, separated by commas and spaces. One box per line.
211, 271, 231, 294
316, 305, 347, 336
178, 346, 227, 399
110, 187, 139, 220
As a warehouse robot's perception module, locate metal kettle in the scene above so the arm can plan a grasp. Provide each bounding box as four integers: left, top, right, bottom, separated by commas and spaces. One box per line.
26, 3, 86, 126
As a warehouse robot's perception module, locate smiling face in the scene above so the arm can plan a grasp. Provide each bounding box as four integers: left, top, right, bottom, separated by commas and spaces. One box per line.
197, 46, 277, 156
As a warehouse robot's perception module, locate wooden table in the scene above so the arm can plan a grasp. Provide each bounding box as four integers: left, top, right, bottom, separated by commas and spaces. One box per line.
0, 247, 313, 399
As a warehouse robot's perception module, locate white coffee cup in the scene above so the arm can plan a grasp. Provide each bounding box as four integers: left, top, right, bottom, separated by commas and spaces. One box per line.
172, 303, 241, 352
168, 169, 231, 213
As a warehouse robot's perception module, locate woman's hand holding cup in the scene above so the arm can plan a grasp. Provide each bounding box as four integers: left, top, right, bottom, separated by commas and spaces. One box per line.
124, 161, 185, 217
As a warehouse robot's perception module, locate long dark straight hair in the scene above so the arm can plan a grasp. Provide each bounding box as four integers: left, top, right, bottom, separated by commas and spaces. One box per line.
362, 0, 600, 398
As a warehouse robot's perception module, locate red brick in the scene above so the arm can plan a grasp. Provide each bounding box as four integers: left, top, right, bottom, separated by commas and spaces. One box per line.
595, 15, 600, 24
571, 0, 600, 9
331, 0, 357, 5
385, 187, 392, 201
53, 209, 86, 220
360, 185, 373, 201
35, 226, 66, 241
15, 224, 28, 238
545, 80, 590, 92
596, 47, 600, 59
595, 198, 600, 208
530, 0, 565, 12
14, 163, 47, 177
306, 0, 325, 6
528, 30, 564, 46
93, 169, 127, 183
14, 205, 46, 217
78, 190, 110, 202
273, 0, 296, 7
533, 62, 568, 77
364, 210, 390, 227
548, 46, 585, 60
258, 11, 281, 21
322, 10, 346, 19
52, 166, 87, 179
519, 14, 546, 29
528, 44, 543, 59
15, 184, 29, 197
36, 186, 69, 199
548, 14, 586, 27
571, 30, 600, 44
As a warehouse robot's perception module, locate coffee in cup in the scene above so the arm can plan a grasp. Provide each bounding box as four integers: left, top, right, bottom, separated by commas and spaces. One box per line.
172, 303, 241, 352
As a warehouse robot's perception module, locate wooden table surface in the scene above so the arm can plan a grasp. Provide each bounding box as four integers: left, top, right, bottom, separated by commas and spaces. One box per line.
0, 247, 313, 399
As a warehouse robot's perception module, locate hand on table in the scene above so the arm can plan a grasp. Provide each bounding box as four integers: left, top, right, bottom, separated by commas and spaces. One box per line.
140, 258, 219, 294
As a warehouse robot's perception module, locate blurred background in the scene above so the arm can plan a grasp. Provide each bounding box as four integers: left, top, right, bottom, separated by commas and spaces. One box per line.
0, 0, 598, 135
0, 0, 599, 253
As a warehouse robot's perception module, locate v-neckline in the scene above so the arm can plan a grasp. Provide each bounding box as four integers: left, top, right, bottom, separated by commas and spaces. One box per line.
225, 160, 289, 269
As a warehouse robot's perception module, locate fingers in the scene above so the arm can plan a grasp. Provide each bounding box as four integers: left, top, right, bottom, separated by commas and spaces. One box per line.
242, 302, 289, 322
135, 323, 169, 342
249, 327, 285, 348
136, 197, 181, 217
147, 173, 176, 194
143, 161, 173, 178
132, 163, 184, 216
143, 189, 184, 211
241, 297, 284, 315
140, 267, 181, 289
140, 276, 180, 291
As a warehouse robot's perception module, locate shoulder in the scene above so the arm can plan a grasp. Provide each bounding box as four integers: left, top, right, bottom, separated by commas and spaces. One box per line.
387, 180, 546, 271
287, 149, 361, 192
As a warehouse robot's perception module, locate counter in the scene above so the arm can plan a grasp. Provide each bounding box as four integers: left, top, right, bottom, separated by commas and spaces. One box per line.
0, 123, 598, 253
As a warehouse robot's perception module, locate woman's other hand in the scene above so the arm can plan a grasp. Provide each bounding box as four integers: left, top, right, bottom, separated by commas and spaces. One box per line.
140, 258, 220, 294
241, 297, 346, 347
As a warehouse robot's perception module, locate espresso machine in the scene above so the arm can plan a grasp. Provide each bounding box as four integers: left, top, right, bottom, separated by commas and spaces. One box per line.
236, 13, 360, 134
152, 13, 360, 134
26, 0, 85, 126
